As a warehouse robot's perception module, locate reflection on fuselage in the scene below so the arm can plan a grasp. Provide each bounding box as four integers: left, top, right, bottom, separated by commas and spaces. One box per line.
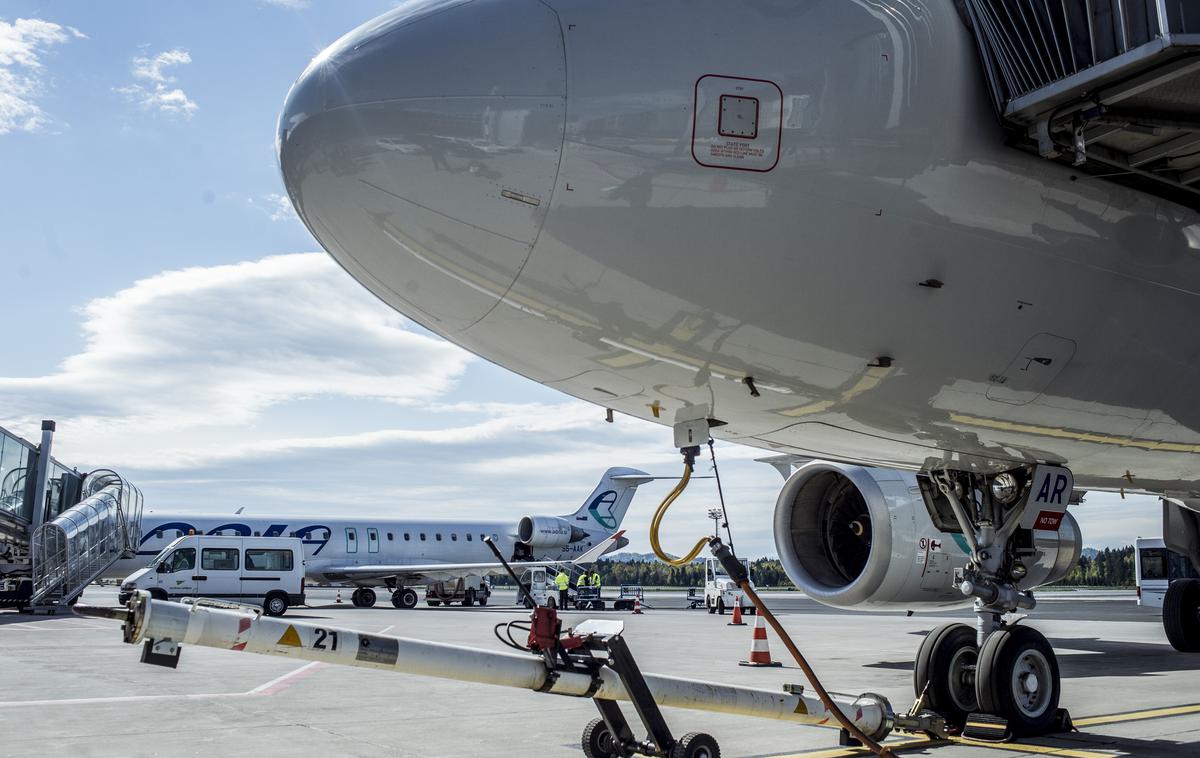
278, 0, 1200, 497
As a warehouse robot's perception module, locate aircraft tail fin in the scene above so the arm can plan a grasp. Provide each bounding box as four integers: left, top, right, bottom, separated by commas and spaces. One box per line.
568, 467, 653, 533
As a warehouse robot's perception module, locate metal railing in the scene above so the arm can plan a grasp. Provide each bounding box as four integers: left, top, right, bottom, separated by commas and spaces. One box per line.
963, 0, 1186, 111
31, 470, 143, 608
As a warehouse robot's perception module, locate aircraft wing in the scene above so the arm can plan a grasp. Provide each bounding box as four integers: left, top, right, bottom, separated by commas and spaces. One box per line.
319, 530, 628, 583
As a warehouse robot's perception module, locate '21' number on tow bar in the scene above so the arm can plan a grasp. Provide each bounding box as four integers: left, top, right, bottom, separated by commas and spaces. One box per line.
313, 628, 339, 651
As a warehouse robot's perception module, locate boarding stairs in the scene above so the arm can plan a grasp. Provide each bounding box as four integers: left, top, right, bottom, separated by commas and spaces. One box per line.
962, 0, 1200, 205
30, 470, 143, 612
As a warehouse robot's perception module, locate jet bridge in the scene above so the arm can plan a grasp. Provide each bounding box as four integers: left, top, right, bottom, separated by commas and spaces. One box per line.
30, 470, 143, 612
962, 0, 1200, 205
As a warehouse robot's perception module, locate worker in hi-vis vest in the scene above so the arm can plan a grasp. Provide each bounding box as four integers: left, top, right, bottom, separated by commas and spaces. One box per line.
554, 569, 570, 608
590, 568, 602, 587
576, 572, 588, 590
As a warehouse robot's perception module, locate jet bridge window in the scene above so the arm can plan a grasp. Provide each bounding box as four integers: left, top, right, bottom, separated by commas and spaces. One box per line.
202, 548, 239, 571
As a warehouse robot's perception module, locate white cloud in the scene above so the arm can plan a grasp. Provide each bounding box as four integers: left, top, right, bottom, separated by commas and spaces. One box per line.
116, 48, 198, 117
0, 253, 472, 463
0, 17, 84, 135
247, 192, 300, 222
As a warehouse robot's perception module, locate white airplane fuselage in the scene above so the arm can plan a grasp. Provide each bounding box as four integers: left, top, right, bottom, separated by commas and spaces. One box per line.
277, 0, 1200, 500
107, 513, 600, 584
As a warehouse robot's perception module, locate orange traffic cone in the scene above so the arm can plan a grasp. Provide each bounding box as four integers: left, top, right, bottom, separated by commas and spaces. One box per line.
336, 589, 343, 604
633, 597, 643, 614
739, 615, 782, 667
727, 597, 746, 626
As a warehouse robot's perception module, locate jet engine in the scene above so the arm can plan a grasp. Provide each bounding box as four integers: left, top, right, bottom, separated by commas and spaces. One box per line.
773, 461, 1081, 610
517, 516, 588, 549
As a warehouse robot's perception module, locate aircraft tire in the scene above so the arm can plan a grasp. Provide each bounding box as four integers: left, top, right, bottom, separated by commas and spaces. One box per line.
358, 587, 377, 608
398, 587, 418, 609
669, 732, 720, 758
1164, 579, 1200, 651
581, 718, 617, 758
976, 625, 1060, 736
913, 622, 978, 728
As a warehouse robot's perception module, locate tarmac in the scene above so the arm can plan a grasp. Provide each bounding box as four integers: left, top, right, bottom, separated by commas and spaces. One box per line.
1, 587, 1197, 757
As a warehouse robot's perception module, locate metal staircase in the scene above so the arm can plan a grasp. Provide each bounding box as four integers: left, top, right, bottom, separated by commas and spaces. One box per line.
30, 470, 143, 611
962, 0, 1200, 205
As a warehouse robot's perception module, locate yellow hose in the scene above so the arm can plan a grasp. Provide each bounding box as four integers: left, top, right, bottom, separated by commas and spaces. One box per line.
649, 461, 711, 567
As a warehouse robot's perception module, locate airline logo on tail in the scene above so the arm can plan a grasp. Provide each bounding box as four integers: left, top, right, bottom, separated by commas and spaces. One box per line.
587, 490, 619, 529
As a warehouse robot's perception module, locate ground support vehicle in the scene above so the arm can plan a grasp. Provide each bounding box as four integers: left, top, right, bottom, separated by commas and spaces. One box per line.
613, 584, 643, 611
425, 575, 491, 607
705, 558, 754, 616
119, 535, 305, 616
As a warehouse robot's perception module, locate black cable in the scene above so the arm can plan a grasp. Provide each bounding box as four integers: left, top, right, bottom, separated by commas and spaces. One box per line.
708, 438, 736, 555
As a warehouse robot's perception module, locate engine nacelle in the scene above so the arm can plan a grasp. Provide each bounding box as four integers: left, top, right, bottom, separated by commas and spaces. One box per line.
774, 461, 1081, 610
517, 516, 587, 549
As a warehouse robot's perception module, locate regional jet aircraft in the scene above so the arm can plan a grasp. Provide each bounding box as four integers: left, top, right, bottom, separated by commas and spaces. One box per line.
274, 0, 1200, 736
106, 467, 647, 608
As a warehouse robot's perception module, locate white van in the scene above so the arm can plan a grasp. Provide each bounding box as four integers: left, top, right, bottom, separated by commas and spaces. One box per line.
1136, 537, 1200, 609
119, 535, 306, 616
705, 557, 755, 615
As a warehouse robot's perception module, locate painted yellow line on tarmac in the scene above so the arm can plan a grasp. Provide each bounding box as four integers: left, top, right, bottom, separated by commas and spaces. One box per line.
951, 738, 1109, 757
1073, 702, 1200, 727
763, 739, 941, 758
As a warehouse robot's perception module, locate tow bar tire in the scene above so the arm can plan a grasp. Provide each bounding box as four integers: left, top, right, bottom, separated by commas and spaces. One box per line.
976, 625, 1060, 736
263, 593, 288, 617
914, 622, 979, 728
670, 731, 720, 758
581, 718, 617, 758
1163, 578, 1200, 652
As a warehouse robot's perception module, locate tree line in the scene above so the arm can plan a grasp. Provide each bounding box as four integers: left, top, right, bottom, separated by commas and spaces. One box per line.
492, 546, 1138, 588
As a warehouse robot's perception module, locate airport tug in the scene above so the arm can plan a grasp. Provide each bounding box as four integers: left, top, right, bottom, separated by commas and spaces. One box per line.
77, 538, 947, 758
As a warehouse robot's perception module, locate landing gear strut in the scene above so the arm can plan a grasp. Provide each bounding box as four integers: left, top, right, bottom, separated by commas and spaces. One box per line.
913, 466, 1071, 737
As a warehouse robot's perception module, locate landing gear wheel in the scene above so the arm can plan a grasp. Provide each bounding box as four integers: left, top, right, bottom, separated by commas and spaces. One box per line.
580, 718, 617, 758
670, 731, 720, 758
976, 625, 1060, 736
913, 622, 978, 728
1163, 578, 1200, 652
463, 589, 475, 607
357, 587, 377, 608
391, 588, 417, 609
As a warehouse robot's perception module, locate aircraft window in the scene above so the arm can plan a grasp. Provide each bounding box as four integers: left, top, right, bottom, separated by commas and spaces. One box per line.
347, 531, 356, 540
404, 532, 411, 541
420, 533, 426, 541
175, 530, 183, 538
289, 532, 296, 538
480, 534, 485, 542
246, 549, 293, 571
201, 547, 239, 571
346, 528, 358, 553
322, 530, 329, 540
491, 533, 498, 542
451, 533, 457, 541
253, 531, 261, 537
163, 548, 195, 573
466, 534, 472, 542
155, 530, 163, 539
435, 533, 442, 541
368, 530, 377, 540
387, 532, 394, 541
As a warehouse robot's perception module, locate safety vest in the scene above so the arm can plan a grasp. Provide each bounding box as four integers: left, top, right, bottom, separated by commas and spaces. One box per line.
576, 574, 588, 588
590, 572, 601, 587
554, 572, 569, 590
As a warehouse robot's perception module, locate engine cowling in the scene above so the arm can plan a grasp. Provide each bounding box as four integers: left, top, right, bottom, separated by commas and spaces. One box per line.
517, 516, 587, 549
774, 461, 1081, 610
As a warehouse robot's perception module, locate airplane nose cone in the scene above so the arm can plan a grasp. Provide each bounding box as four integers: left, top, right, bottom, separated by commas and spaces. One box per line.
278, 0, 565, 333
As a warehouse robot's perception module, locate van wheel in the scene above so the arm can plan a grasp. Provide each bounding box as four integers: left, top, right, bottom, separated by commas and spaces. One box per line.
264, 593, 288, 617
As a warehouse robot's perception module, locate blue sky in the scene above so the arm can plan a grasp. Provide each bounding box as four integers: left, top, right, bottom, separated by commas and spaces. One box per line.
0, 2, 1157, 556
